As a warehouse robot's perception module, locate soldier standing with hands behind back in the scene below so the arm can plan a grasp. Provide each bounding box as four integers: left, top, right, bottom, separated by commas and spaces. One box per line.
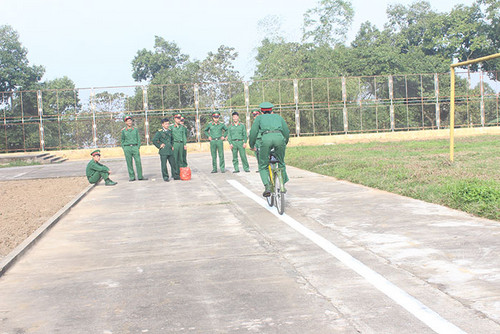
251, 109, 262, 172
121, 115, 146, 181
228, 111, 250, 173
204, 111, 228, 173
180, 116, 188, 167
170, 114, 187, 179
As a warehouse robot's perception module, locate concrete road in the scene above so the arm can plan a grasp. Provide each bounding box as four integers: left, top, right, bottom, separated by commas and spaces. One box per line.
0, 153, 499, 333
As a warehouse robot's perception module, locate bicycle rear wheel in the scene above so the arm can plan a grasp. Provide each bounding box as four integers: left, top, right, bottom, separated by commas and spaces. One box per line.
275, 171, 285, 215
266, 165, 275, 207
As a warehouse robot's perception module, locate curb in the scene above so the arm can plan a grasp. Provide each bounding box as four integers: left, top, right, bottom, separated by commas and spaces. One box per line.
0, 183, 96, 277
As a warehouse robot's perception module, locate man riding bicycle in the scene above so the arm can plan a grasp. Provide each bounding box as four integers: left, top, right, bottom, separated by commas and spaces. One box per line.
249, 102, 290, 197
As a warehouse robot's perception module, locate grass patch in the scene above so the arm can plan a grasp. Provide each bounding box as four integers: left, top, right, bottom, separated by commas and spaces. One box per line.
0, 160, 41, 168
287, 135, 500, 221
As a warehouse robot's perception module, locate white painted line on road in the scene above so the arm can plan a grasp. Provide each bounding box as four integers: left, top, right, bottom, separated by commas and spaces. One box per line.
227, 179, 466, 334
13, 172, 28, 178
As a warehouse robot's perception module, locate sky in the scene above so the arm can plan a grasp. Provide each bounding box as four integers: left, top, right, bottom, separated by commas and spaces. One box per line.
1, 0, 476, 89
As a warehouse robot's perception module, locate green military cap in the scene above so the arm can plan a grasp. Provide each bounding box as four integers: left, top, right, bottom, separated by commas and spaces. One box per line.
259, 102, 274, 111
212, 111, 221, 117
174, 113, 182, 119
123, 115, 132, 121
90, 149, 101, 156
251, 108, 261, 116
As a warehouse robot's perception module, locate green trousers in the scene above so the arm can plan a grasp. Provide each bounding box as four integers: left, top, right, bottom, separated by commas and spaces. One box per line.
210, 139, 225, 171
160, 154, 179, 180
88, 171, 109, 184
257, 133, 289, 186
181, 146, 188, 167
231, 141, 249, 172
123, 145, 143, 180
172, 142, 183, 175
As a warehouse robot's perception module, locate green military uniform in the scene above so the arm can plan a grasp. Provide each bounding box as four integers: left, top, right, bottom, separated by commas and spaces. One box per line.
204, 116, 228, 172
181, 124, 188, 167
85, 150, 116, 186
121, 125, 144, 181
249, 105, 290, 188
86, 159, 110, 184
152, 128, 179, 181
169, 123, 186, 175
251, 110, 263, 168
228, 120, 250, 172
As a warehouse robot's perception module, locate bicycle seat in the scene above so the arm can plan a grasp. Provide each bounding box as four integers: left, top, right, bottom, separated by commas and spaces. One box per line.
269, 153, 279, 164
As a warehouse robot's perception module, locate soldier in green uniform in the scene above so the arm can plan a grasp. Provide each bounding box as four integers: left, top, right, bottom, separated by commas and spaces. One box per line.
86, 149, 117, 186
249, 102, 290, 197
169, 114, 187, 177
121, 115, 146, 181
180, 116, 188, 167
251, 109, 262, 173
204, 111, 228, 173
228, 111, 250, 173
152, 118, 179, 181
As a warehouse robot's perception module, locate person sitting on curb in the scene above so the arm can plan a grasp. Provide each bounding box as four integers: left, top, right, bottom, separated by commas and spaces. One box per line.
86, 149, 117, 186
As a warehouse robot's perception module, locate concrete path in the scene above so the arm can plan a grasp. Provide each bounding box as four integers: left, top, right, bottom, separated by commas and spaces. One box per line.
0, 153, 499, 333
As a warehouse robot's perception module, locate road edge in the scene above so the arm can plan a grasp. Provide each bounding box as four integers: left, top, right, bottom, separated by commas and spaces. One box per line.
0, 182, 96, 277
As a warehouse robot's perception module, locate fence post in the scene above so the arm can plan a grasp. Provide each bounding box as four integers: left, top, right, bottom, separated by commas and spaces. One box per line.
293, 79, 300, 136
3, 93, 8, 152
194, 84, 200, 143
37, 90, 45, 151
480, 72, 485, 127
244, 82, 250, 134
142, 86, 150, 145
342, 76, 348, 134
389, 75, 395, 131
434, 74, 440, 129
90, 88, 97, 148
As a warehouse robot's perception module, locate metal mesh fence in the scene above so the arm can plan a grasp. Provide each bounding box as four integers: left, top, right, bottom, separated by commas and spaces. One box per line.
1, 71, 499, 152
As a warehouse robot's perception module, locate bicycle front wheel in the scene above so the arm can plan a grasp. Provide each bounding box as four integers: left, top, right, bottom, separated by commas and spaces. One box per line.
275, 171, 285, 215
266, 190, 274, 207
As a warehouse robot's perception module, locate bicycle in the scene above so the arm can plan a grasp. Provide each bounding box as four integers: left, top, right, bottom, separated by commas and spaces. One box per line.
266, 150, 286, 215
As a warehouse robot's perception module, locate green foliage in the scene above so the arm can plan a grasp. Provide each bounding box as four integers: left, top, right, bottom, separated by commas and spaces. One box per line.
0, 160, 41, 168
302, 0, 354, 46
131, 37, 190, 82
255, 0, 499, 81
0, 25, 44, 94
448, 179, 500, 204
444, 179, 500, 220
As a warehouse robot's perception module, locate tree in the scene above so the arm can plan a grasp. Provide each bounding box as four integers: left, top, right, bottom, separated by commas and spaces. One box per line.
0, 25, 44, 94
196, 45, 241, 109
253, 39, 313, 79
385, 1, 499, 74
198, 45, 241, 84
131, 36, 189, 82
257, 15, 286, 43
302, 0, 354, 47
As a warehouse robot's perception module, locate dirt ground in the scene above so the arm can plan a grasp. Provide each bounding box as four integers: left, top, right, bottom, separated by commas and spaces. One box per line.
0, 177, 89, 259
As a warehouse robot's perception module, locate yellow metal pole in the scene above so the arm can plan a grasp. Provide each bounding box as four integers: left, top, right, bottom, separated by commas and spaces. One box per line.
450, 67, 455, 162
448, 53, 500, 162
450, 53, 500, 69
